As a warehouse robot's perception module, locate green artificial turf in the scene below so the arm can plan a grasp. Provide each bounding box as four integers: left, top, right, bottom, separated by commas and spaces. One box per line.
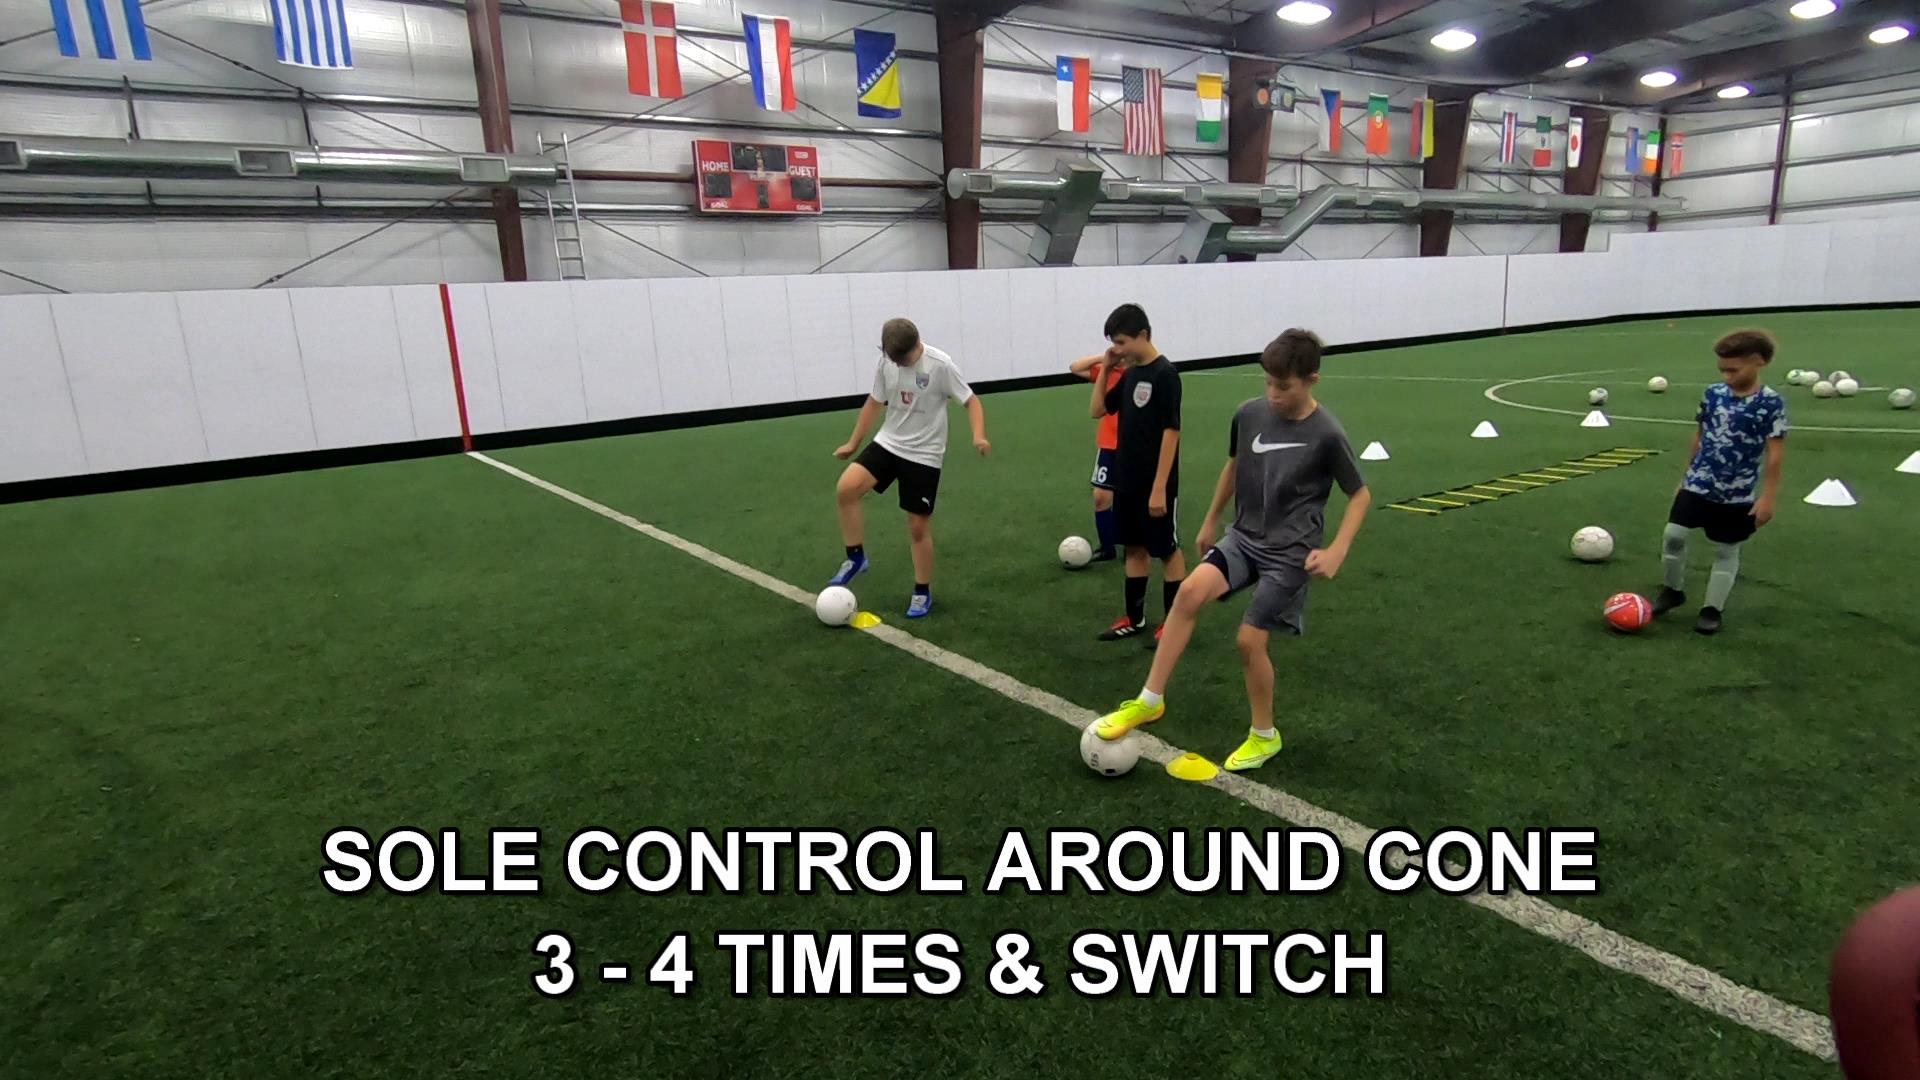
5, 309, 1916, 1078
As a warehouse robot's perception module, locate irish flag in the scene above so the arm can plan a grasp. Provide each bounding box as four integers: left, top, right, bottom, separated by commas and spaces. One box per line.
1643, 128, 1661, 175
1195, 73, 1223, 142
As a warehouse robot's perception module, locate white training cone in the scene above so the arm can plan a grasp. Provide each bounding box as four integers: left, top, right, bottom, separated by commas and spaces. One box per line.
1802, 478, 1858, 507
1897, 451, 1920, 475
1580, 410, 1610, 428
1470, 421, 1499, 439
1359, 441, 1391, 461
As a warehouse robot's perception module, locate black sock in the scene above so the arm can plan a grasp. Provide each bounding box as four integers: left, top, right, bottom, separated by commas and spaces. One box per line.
846, 544, 864, 561
1125, 575, 1148, 627
913, 583, 930, 597
1163, 578, 1182, 618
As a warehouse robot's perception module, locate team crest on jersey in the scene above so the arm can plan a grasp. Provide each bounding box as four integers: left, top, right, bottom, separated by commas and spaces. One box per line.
1133, 382, 1154, 408
915, 373, 931, 389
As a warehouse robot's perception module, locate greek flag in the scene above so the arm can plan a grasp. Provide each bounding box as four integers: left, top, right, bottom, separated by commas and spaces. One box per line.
270, 0, 353, 70
49, 0, 152, 61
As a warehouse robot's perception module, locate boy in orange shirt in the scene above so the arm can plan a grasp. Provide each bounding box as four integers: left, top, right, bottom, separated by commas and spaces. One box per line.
1069, 352, 1124, 562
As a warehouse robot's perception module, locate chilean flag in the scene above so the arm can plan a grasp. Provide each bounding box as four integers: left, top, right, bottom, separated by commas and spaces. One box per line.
742, 14, 796, 111
1056, 56, 1090, 132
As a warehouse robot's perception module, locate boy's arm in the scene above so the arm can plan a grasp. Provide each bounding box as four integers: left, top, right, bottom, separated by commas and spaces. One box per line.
1754, 436, 1785, 524
1091, 361, 1114, 418
964, 395, 990, 456
1149, 428, 1179, 516
1197, 458, 1235, 552
835, 397, 884, 459
1305, 486, 1371, 579
1069, 354, 1106, 379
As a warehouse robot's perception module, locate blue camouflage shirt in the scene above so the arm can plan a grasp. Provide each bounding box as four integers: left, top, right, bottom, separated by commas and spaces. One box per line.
1683, 383, 1788, 503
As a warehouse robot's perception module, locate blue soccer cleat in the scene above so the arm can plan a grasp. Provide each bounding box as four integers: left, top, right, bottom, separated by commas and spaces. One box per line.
906, 592, 933, 619
829, 554, 869, 587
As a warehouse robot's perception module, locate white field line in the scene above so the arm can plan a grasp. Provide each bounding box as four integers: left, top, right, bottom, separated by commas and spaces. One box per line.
468, 449, 1835, 1062
1484, 370, 1920, 435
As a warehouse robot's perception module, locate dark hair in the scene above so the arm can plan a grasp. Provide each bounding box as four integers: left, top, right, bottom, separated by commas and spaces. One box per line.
881, 317, 920, 362
1714, 328, 1775, 362
1103, 303, 1151, 340
1260, 329, 1324, 381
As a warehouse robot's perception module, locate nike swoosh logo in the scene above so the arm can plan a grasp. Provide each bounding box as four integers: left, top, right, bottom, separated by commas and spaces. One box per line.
1250, 437, 1307, 454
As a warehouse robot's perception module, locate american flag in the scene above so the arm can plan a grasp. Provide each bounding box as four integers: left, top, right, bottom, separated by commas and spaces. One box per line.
1122, 66, 1164, 155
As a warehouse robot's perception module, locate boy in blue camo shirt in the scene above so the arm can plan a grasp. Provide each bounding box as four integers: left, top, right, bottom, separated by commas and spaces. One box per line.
1653, 328, 1787, 635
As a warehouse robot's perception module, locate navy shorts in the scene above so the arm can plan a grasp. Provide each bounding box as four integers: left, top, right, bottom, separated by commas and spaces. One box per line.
1090, 448, 1117, 491
1669, 489, 1757, 544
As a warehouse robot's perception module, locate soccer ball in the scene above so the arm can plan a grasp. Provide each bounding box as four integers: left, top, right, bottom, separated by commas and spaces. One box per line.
1831, 370, 1854, 385
1891, 388, 1916, 410
1648, 376, 1669, 393
1058, 535, 1093, 569
1801, 370, 1824, 386
1836, 377, 1860, 398
1080, 721, 1141, 777
1813, 380, 1837, 399
1571, 526, 1614, 563
815, 585, 857, 627
1604, 592, 1652, 633
1787, 369, 1806, 385
1588, 387, 1609, 406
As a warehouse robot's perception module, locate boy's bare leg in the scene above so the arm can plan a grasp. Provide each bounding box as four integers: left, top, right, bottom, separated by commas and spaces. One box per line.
1145, 563, 1229, 694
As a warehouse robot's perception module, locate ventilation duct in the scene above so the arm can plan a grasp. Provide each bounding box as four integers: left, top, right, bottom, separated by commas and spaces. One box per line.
0, 135, 558, 187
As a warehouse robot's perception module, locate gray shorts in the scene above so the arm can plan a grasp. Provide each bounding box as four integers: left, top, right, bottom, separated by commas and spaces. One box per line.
1204, 530, 1309, 635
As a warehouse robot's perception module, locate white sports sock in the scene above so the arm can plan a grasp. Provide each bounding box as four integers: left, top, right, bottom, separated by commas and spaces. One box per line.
1250, 726, 1278, 740
1140, 689, 1163, 708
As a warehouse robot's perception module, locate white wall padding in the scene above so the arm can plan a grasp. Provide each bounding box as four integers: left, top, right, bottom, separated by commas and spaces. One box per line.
569, 279, 668, 422
483, 281, 591, 430
443, 283, 507, 435
289, 287, 421, 450
54, 292, 207, 473
720, 276, 800, 409
780, 274, 864, 400
175, 290, 318, 461
957, 270, 1014, 385
390, 285, 466, 440
646, 277, 733, 415
0, 295, 89, 483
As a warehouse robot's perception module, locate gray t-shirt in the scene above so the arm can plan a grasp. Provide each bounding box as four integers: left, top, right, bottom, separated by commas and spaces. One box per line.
1225, 399, 1365, 557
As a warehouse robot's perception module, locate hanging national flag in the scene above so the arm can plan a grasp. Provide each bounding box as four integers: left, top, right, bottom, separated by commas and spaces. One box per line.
1532, 115, 1553, 168
1056, 56, 1090, 133
620, 0, 679, 97
1365, 93, 1390, 155
1626, 127, 1641, 173
1319, 89, 1343, 153
1667, 132, 1685, 176
1195, 73, 1224, 143
1121, 66, 1163, 155
1499, 110, 1518, 164
1643, 128, 1661, 175
270, 0, 352, 68
1567, 116, 1584, 169
48, 0, 151, 60
1410, 97, 1434, 160
853, 29, 900, 118
742, 14, 796, 111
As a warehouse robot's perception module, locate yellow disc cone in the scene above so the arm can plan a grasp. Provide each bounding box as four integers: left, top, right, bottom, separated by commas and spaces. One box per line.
850, 611, 882, 630
1166, 752, 1219, 782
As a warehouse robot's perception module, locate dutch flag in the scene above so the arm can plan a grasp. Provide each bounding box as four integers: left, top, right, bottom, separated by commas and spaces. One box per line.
49, 0, 152, 61
269, 0, 354, 70
741, 13, 795, 112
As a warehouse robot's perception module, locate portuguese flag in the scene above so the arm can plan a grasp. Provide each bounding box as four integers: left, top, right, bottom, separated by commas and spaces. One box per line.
1365, 93, 1390, 155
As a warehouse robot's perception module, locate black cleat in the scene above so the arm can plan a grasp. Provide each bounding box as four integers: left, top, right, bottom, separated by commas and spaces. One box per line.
1695, 606, 1723, 635
1652, 587, 1688, 616
1090, 548, 1119, 564
1098, 617, 1148, 641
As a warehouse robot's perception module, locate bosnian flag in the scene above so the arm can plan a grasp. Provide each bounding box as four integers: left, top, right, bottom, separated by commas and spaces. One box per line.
742, 14, 796, 111
1056, 56, 1090, 132
48, 0, 152, 60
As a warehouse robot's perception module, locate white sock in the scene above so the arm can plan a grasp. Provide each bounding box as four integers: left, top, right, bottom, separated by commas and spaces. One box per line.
1250, 726, 1278, 740
1140, 689, 1163, 707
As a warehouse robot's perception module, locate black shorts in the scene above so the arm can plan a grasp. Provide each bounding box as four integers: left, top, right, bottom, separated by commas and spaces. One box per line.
1113, 489, 1180, 559
1090, 448, 1117, 491
1669, 488, 1756, 544
855, 442, 941, 516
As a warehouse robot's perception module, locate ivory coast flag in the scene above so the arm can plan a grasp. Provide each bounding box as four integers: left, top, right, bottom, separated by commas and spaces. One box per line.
1196, 73, 1224, 142
1365, 93, 1390, 155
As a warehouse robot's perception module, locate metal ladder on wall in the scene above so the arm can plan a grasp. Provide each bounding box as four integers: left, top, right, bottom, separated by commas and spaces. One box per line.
538, 132, 588, 280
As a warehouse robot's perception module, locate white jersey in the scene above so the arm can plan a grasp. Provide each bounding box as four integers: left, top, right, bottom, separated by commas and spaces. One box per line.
870, 345, 973, 468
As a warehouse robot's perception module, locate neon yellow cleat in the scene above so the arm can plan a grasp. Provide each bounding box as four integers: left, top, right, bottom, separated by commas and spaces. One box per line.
1224, 728, 1284, 772
1093, 698, 1164, 740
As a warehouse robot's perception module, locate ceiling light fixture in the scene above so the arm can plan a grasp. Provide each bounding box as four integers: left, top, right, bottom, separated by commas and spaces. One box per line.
1789, 0, 1838, 19
1276, 1, 1333, 24
1717, 84, 1752, 98
1430, 27, 1477, 51
1868, 24, 1912, 44
1640, 70, 1679, 88
1564, 54, 1590, 68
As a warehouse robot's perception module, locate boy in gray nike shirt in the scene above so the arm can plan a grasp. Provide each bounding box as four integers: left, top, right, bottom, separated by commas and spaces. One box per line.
1091, 329, 1371, 771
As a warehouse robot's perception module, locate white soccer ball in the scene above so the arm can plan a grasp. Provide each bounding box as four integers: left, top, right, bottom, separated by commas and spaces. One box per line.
815, 585, 857, 627
1588, 387, 1609, 406
1786, 369, 1806, 385
1058, 535, 1093, 569
1813, 380, 1837, 399
1571, 526, 1614, 563
1891, 387, 1916, 410
1801, 370, 1823, 386
1836, 377, 1860, 397
1648, 376, 1669, 393
1831, 370, 1853, 385
1080, 721, 1141, 777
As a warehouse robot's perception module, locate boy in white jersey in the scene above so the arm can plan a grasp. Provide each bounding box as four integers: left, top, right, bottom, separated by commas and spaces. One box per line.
829, 318, 990, 619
